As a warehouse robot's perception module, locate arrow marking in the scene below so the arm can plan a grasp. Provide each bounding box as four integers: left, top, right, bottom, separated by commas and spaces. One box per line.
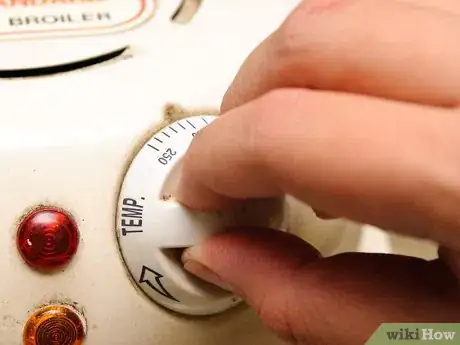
139, 265, 179, 302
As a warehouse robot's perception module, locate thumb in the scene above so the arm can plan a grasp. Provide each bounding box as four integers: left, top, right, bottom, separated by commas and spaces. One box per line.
181, 228, 322, 342
182, 227, 321, 295
438, 246, 460, 280
181, 229, 460, 345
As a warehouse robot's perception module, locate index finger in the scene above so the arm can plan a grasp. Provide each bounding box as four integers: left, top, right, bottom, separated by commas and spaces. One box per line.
177, 89, 460, 251
221, 0, 460, 111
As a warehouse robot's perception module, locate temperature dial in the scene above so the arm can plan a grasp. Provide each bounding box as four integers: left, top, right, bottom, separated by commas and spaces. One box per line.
116, 115, 287, 316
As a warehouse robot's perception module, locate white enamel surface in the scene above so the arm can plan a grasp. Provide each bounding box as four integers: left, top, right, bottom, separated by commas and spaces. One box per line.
0, 0, 437, 344
0, 0, 167, 68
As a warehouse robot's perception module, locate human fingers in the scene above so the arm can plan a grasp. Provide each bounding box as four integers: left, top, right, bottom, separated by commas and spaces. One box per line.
439, 246, 460, 280
182, 228, 460, 345
176, 88, 460, 250
402, 0, 460, 14
221, 0, 460, 112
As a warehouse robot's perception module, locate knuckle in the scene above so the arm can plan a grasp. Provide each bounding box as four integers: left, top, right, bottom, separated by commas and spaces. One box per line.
260, 88, 299, 109
272, 0, 362, 59
256, 88, 306, 122
298, 0, 358, 15
241, 90, 289, 166
272, 12, 307, 62
247, 89, 300, 147
245, 88, 321, 183
251, 272, 322, 345
253, 289, 298, 344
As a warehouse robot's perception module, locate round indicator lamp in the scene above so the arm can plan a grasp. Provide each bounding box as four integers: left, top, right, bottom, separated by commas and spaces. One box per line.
17, 208, 79, 271
23, 305, 86, 345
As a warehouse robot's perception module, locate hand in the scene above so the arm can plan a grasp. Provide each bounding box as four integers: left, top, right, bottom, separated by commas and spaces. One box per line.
177, 1, 460, 344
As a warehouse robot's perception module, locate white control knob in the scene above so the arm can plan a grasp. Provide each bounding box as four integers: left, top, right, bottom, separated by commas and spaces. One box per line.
116, 115, 287, 316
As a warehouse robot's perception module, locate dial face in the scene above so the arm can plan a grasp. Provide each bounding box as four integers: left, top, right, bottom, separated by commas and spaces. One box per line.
116, 114, 287, 316
116, 115, 243, 316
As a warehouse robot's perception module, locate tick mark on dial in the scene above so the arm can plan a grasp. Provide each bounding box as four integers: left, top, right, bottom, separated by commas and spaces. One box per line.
155, 137, 163, 144
186, 120, 196, 129
202, 117, 209, 124
170, 126, 178, 133
162, 132, 171, 138
148, 144, 160, 151
178, 122, 186, 130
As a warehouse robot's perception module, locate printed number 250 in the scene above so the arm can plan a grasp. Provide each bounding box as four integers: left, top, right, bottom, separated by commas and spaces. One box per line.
158, 148, 176, 165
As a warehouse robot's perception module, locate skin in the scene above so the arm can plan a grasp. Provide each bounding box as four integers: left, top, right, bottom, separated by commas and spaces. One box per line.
176, 0, 460, 344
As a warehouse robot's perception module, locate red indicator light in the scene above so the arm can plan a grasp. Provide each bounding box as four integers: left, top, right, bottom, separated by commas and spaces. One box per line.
23, 305, 85, 345
17, 208, 79, 271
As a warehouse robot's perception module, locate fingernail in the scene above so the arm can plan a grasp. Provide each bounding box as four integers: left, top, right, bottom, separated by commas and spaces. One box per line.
182, 247, 233, 292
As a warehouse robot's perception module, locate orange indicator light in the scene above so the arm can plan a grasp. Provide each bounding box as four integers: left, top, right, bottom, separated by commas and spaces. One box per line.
23, 305, 86, 345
